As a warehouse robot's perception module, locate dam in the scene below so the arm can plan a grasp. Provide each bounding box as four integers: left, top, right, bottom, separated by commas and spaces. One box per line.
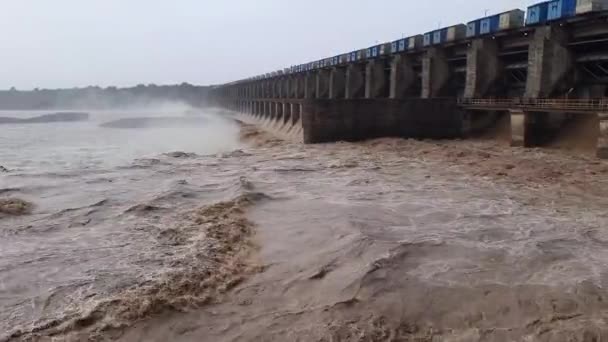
211, 3, 608, 158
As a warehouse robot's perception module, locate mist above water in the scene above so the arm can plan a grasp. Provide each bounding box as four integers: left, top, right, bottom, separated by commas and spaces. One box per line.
0, 103, 245, 340
0, 103, 241, 174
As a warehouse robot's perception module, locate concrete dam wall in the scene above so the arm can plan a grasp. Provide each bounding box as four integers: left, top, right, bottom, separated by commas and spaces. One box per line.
230, 98, 466, 144
214, 10, 608, 158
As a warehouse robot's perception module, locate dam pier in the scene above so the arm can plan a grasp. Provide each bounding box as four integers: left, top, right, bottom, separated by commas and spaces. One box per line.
212, 8, 608, 158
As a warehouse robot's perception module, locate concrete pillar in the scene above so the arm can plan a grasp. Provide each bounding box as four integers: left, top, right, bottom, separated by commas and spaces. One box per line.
296, 76, 305, 98
525, 26, 573, 98
598, 113, 608, 159
287, 77, 296, 98
277, 79, 283, 98
345, 64, 365, 99
390, 55, 415, 99
281, 78, 288, 98
304, 73, 316, 99
464, 39, 501, 98
283, 109, 290, 124
273, 80, 280, 98
290, 103, 300, 124
283, 78, 291, 99
259, 82, 265, 99
422, 48, 449, 98
272, 102, 278, 119
329, 67, 346, 99
283, 102, 291, 119
316, 69, 330, 99
276, 102, 283, 117
365, 59, 388, 98
510, 110, 526, 147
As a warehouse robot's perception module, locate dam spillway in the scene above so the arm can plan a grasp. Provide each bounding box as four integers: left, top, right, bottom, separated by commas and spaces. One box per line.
212, 4, 608, 158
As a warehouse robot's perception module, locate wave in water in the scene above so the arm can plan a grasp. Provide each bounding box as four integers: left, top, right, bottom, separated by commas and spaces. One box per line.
4, 185, 269, 341
0, 112, 89, 125
99, 117, 208, 129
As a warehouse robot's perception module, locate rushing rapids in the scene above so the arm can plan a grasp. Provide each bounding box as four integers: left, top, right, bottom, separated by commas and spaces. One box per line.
2, 110, 608, 341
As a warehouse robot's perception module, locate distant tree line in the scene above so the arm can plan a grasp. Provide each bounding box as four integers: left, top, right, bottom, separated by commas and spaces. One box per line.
0, 83, 212, 110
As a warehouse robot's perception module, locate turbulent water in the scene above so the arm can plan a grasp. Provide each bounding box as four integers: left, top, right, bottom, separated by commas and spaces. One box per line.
0, 107, 245, 340
2, 109, 608, 341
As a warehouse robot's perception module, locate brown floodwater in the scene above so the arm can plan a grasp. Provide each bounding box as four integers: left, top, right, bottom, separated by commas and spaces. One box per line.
3, 117, 608, 341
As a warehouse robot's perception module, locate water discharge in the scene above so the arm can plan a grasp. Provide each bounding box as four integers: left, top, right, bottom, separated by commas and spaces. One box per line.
2, 111, 608, 341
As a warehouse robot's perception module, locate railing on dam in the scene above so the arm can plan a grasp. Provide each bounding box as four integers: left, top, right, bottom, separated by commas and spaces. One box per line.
459, 98, 608, 112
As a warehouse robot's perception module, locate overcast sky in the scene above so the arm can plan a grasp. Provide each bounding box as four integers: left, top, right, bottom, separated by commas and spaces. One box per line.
0, 0, 540, 90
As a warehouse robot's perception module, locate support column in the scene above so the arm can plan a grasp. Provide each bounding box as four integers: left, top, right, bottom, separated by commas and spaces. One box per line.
510, 110, 526, 147
598, 113, 608, 159
291, 103, 300, 124
390, 55, 416, 99
275, 102, 280, 119
283, 103, 292, 124
288, 77, 296, 98
329, 67, 346, 99
422, 48, 449, 98
345, 64, 365, 99
464, 38, 501, 98
274, 79, 281, 99
365, 59, 387, 98
260, 82, 266, 98
316, 69, 330, 99
525, 26, 573, 98
276, 102, 283, 117
294, 76, 305, 99
304, 73, 316, 99
524, 26, 573, 149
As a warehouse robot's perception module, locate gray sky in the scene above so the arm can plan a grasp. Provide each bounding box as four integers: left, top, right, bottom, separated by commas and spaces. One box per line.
0, 0, 540, 90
